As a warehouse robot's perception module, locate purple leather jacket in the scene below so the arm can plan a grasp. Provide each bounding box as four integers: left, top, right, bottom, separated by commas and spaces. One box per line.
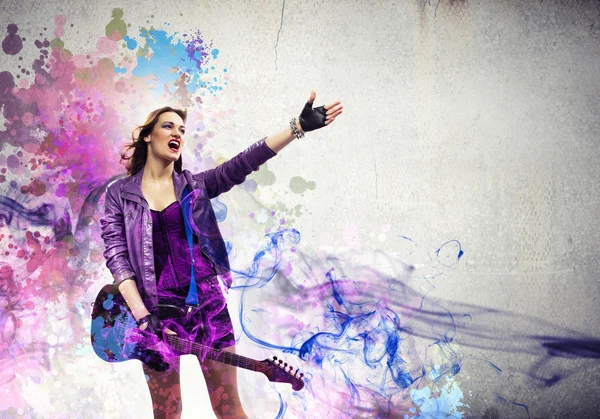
100, 138, 277, 313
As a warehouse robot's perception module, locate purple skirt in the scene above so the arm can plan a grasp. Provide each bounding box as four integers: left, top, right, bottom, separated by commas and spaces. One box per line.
157, 277, 236, 351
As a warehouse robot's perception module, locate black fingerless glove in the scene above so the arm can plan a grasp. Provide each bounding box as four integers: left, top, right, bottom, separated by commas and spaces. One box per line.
135, 314, 170, 372
298, 101, 327, 132
137, 314, 163, 339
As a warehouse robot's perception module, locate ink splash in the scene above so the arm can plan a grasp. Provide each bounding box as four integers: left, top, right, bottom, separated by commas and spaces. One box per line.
0, 8, 231, 416
227, 232, 470, 418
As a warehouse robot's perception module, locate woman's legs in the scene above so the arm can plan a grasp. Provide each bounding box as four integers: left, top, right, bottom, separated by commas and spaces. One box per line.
143, 357, 183, 419
199, 346, 249, 419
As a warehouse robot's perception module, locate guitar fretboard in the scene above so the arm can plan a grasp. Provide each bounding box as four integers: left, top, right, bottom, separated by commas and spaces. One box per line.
165, 334, 265, 373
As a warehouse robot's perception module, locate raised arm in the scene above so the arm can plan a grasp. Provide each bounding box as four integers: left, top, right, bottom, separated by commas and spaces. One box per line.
197, 91, 343, 199
196, 137, 278, 199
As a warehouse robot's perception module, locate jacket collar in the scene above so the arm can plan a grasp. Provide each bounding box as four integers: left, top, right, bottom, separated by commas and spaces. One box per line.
121, 166, 189, 204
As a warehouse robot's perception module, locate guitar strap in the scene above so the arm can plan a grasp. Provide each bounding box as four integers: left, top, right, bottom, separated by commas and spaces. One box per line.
180, 186, 199, 307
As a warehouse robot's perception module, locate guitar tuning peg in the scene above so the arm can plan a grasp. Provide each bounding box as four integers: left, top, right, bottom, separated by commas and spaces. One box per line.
273, 356, 278, 361
283, 362, 287, 367
288, 365, 293, 372
278, 360, 283, 365
299, 373, 304, 378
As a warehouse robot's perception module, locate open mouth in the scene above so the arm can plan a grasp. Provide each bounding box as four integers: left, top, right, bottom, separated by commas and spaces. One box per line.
168, 139, 181, 152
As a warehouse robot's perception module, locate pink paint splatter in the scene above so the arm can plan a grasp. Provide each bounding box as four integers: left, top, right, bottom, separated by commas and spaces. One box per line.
0, 8, 230, 412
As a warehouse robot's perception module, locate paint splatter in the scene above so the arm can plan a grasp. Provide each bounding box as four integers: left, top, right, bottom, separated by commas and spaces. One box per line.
0, 8, 231, 414
289, 176, 316, 194
2, 24, 23, 55
408, 379, 468, 418
251, 163, 277, 186
105, 8, 127, 40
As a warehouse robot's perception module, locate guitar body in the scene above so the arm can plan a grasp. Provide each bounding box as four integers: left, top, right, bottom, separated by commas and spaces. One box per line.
90, 284, 305, 390
90, 284, 144, 364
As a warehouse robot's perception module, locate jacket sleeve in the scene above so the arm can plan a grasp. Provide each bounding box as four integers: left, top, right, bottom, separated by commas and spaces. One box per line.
100, 183, 136, 286
195, 137, 277, 199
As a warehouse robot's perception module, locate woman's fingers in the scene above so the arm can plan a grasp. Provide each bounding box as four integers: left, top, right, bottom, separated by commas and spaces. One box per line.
326, 104, 343, 115
325, 111, 343, 125
324, 100, 342, 111
304, 94, 343, 127
326, 108, 343, 122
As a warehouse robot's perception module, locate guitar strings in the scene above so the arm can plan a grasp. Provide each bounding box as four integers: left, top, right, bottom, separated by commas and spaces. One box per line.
103, 321, 301, 380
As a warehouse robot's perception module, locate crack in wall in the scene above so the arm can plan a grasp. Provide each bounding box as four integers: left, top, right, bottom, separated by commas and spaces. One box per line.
274, 0, 286, 71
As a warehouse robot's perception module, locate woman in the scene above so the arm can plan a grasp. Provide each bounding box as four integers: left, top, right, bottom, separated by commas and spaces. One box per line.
100, 91, 343, 419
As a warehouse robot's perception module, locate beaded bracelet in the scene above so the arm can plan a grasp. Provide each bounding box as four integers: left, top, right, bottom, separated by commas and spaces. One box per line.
290, 117, 305, 140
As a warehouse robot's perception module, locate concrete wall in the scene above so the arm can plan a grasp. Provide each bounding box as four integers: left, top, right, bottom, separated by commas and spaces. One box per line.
1, 1, 599, 417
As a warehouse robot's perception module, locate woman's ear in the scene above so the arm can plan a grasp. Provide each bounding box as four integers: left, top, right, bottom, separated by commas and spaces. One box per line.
144, 136, 150, 143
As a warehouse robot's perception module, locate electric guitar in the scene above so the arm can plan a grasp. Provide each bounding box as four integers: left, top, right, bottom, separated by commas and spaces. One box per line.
90, 284, 304, 391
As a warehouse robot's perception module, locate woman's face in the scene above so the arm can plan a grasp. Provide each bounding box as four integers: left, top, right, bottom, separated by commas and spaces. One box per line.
145, 111, 186, 163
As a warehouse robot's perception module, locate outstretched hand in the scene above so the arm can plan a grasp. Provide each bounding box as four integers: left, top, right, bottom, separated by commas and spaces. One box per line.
298, 91, 343, 133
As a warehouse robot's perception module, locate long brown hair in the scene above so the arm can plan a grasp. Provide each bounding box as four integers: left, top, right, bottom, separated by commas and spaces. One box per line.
121, 106, 188, 176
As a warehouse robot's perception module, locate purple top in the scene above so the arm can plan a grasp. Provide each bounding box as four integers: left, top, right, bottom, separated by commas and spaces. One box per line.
101, 138, 277, 313
150, 201, 216, 290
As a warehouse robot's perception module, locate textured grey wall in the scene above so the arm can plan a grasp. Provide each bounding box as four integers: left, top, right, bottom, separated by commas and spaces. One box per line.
1, 0, 599, 418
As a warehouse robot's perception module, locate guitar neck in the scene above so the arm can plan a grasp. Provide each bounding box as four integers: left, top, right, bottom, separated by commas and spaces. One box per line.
92, 285, 304, 391
166, 335, 263, 373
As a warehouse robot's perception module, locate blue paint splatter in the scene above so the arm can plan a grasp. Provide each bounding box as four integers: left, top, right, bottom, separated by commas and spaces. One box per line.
132, 29, 224, 97
123, 35, 137, 49
408, 379, 467, 418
